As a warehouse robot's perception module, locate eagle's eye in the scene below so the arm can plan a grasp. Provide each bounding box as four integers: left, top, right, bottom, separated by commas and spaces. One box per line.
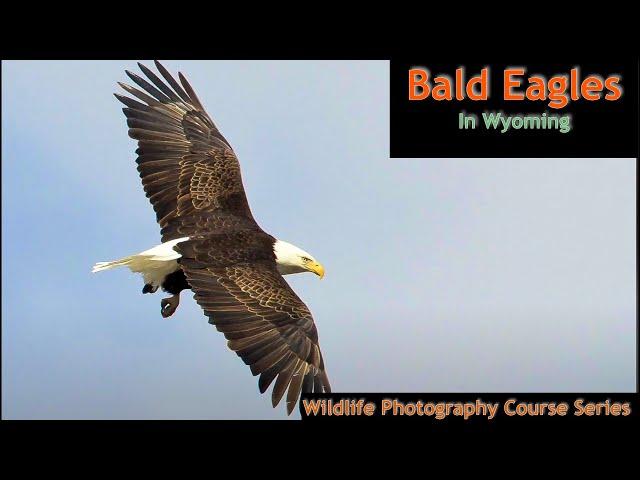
301, 256, 311, 262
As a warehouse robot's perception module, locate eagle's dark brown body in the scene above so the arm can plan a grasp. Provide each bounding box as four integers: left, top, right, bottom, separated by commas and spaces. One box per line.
159, 269, 190, 295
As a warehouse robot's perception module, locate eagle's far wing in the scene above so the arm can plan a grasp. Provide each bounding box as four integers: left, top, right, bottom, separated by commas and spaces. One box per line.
115, 61, 257, 241
178, 239, 331, 415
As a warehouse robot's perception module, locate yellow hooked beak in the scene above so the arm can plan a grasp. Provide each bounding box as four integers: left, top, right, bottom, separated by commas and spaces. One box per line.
308, 261, 325, 279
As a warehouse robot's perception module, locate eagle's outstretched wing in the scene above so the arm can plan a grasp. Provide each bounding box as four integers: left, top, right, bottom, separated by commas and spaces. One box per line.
116, 60, 257, 242
178, 237, 331, 414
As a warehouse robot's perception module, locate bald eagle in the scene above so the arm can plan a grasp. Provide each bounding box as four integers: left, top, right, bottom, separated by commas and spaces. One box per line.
92, 61, 330, 415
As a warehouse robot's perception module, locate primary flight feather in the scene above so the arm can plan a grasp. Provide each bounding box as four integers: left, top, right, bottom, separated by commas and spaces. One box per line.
93, 61, 330, 415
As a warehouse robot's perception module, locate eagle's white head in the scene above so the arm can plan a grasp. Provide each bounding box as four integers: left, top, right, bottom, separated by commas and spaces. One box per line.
274, 240, 325, 278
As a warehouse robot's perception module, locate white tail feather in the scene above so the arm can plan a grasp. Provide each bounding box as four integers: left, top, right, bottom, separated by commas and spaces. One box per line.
91, 257, 134, 273
91, 237, 189, 286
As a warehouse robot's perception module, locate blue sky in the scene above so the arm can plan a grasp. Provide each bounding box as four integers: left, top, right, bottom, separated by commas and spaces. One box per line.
2, 60, 636, 419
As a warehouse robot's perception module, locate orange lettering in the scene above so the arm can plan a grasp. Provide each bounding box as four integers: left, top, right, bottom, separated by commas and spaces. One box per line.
581, 76, 604, 100
455, 68, 464, 100
432, 76, 453, 100
526, 76, 547, 101
504, 68, 525, 100
467, 68, 488, 100
548, 76, 569, 109
570, 68, 580, 100
604, 76, 623, 100
409, 69, 430, 100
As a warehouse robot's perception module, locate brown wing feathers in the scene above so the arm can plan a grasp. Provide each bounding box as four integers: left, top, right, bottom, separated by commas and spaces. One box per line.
116, 62, 331, 414
115, 61, 249, 241
180, 246, 331, 414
